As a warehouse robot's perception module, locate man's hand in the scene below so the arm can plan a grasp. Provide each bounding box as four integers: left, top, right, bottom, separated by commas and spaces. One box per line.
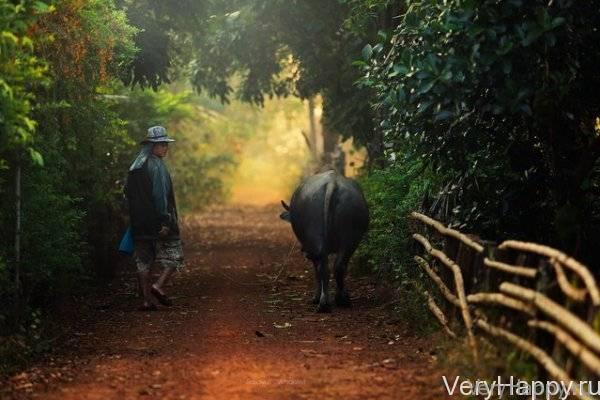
158, 226, 170, 237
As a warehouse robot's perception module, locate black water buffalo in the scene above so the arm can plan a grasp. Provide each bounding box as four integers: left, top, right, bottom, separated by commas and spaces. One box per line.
280, 168, 369, 312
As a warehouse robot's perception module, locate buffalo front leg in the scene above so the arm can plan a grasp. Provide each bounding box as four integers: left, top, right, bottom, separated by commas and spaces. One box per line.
334, 252, 352, 307
317, 257, 331, 313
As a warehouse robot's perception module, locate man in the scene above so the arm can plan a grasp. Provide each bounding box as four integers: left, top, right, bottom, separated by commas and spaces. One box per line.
126, 126, 184, 311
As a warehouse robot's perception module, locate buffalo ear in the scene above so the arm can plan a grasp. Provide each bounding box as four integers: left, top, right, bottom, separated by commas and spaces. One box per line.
280, 200, 290, 210
279, 211, 291, 222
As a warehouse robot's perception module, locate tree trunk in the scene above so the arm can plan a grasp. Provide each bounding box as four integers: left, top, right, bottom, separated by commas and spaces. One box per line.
14, 152, 22, 312
322, 126, 338, 162
307, 97, 319, 160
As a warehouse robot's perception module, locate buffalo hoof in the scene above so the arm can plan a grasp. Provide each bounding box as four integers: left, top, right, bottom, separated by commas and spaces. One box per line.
335, 292, 352, 308
317, 302, 332, 313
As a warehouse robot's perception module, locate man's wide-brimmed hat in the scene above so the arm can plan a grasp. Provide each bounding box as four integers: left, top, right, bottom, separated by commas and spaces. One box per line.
140, 126, 175, 144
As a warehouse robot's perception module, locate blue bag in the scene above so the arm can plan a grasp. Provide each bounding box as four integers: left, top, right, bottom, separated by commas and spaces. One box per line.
118, 226, 134, 256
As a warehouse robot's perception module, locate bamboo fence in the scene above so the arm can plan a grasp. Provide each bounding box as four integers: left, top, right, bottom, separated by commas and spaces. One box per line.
410, 211, 600, 399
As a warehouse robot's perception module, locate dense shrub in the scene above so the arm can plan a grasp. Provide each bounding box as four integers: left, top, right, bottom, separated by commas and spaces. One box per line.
356, 159, 430, 274
360, 0, 600, 265
354, 159, 442, 331
0, 0, 138, 363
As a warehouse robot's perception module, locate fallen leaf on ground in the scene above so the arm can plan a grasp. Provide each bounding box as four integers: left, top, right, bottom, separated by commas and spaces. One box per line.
300, 349, 325, 358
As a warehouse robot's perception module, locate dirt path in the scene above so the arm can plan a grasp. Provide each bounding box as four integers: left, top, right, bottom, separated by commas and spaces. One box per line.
3, 205, 450, 400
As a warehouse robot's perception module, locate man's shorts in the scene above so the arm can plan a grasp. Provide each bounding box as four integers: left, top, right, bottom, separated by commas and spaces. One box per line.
133, 239, 184, 273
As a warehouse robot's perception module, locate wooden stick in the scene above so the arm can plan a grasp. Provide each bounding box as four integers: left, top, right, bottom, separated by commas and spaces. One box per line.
467, 292, 536, 316
528, 320, 600, 374
413, 233, 478, 362
410, 212, 484, 253
425, 291, 457, 339
15, 153, 22, 310
476, 320, 591, 400
500, 282, 600, 354
499, 240, 600, 305
550, 259, 587, 303
414, 256, 459, 306
483, 258, 537, 278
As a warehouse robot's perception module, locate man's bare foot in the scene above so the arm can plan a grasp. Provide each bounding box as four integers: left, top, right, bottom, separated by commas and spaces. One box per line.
151, 285, 172, 306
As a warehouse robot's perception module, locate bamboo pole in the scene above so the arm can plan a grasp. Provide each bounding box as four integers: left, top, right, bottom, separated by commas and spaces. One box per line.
425, 291, 457, 339
414, 256, 459, 306
410, 212, 484, 253
413, 233, 478, 362
500, 282, 600, 354
550, 259, 587, 303
483, 258, 537, 278
476, 320, 591, 400
499, 240, 600, 305
528, 320, 600, 374
466, 292, 536, 316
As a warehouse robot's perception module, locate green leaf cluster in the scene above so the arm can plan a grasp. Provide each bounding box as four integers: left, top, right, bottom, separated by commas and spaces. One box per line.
0, 0, 51, 165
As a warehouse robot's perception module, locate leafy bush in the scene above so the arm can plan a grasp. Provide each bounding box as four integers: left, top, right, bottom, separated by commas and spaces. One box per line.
0, 0, 50, 167
356, 159, 430, 274
0, 0, 138, 365
360, 0, 600, 263
354, 159, 441, 331
20, 164, 85, 305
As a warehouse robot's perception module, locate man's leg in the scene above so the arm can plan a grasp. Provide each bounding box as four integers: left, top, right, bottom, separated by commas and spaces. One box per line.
133, 240, 157, 310
152, 239, 184, 304
153, 266, 175, 293
138, 269, 154, 307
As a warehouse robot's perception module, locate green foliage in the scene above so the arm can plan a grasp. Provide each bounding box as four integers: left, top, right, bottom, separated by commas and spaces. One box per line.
360, 1, 600, 260
0, 0, 51, 165
117, 0, 211, 89
122, 0, 381, 161
113, 88, 195, 134
37, 0, 138, 93
0, 117, 85, 372
356, 159, 430, 274
342, 0, 397, 31
355, 158, 439, 331
28, 0, 140, 279
0, 309, 47, 376
0, 257, 11, 328
20, 159, 85, 303
0, 0, 139, 363
79, 0, 138, 70
361, 0, 575, 146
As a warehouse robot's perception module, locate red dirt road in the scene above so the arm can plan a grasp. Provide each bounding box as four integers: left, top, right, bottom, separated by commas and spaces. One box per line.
3, 205, 451, 400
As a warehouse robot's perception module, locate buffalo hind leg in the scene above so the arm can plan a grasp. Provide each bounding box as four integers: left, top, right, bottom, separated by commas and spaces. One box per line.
311, 259, 321, 304
317, 257, 331, 313
334, 251, 353, 307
